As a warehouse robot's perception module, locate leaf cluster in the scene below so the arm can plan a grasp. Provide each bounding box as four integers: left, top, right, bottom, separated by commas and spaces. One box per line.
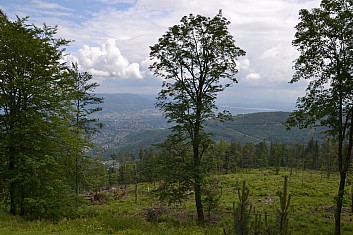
150, 11, 245, 133
288, 0, 353, 135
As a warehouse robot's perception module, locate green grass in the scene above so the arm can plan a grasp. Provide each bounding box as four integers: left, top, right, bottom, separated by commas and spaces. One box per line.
1, 168, 353, 234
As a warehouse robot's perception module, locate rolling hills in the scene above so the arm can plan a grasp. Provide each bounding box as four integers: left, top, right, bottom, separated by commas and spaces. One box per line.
91, 93, 324, 158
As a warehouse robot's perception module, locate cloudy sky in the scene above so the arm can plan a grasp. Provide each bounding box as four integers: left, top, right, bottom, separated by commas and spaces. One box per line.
1, 0, 321, 111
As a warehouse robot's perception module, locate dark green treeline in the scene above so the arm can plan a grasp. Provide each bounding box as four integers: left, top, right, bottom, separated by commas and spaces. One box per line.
129, 138, 338, 186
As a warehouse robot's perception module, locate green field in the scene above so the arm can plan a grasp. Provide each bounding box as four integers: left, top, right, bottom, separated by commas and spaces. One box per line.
1, 168, 353, 235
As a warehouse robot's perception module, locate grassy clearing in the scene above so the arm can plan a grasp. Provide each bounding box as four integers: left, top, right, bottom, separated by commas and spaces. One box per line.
1, 168, 353, 234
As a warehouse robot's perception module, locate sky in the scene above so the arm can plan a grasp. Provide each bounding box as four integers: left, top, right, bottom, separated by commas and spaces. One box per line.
1, 0, 321, 111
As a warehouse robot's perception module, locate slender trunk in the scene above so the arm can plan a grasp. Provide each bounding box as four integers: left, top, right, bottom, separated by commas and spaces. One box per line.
351, 182, 353, 213
334, 143, 343, 235
225, 152, 229, 175
9, 157, 16, 215
327, 145, 331, 179
193, 150, 204, 223
75, 98, 80, 196
9, 137, 17, 215
336, 105, 353, 234
335, 75, 344, 235
335, 171, 346, 235
193, 103, 204, 223
75, 156, 79, 196
134, 183, 138, 203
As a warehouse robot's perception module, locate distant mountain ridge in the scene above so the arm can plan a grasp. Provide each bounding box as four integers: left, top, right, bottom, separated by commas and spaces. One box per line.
90, 93, 324, 158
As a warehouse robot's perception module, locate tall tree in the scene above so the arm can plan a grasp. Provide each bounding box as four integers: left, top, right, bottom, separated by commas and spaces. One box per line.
149, 10, 245, 222
70, 63, 103, 196
305, 139, 320, 170
242, 142, 256, 169
286, 1, 353, 233
0, 10, 75, 219
255, 140, 269, 168
138, 147, 159, 186
155, 135, 194, 205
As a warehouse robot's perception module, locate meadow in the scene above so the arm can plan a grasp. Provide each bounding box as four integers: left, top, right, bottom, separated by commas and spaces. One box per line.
1, 168, 353, 235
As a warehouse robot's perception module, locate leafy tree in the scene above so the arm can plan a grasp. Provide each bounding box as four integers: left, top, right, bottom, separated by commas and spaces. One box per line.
202, 177, 222, 221
149, 11, 245, 222
0, 10, 75, 219
107, 154, 119, 187
287, 1, 353, 233
117, 151, 136, 190
71, 63, 103, 135
305, 138, 320, 170
255, 140, 269, 168
70, 63, 103, 196
233, 181, 252, 235
288, 142, 304, 177
321, 140, 337, 178
270, 142, 285, 175
154, 135, 194, 205
209, 139, 231, 175
230, 141, 243, 171
138, 147, 159, 187
83, 157, 108, 195
242, 142, 256, 169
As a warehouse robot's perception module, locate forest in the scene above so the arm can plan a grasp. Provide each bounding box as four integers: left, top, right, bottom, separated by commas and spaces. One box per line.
2, 0, 353, 234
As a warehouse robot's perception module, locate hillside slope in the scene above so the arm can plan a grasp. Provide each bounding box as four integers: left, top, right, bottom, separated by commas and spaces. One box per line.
90, 94, 323, 157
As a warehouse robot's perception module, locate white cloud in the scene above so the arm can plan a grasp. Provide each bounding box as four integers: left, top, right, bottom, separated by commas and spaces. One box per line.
3, 0, 322, 106
31, 0, 70, 10
74, 39, 143, 79
96, 0, 136, 4
237, 58, 251, 71
246, 73, 261, 81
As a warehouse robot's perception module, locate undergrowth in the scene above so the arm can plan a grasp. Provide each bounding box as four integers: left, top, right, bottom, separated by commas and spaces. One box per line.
1, 168, 353, 234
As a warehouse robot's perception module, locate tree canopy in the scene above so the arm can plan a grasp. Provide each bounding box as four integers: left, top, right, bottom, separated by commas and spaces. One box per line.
149, 10, 245, 222
287, 1, 353, 233
0, 10, 103, 220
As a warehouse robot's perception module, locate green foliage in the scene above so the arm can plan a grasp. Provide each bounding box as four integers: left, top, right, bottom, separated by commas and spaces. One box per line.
94, 110, 326, 158
150, 10, 245, 222
288, 1, 353, 233
83, 158, 108, 193
202, 177, 222, 221
138, 147, 159, 185
276, 176, 291, 235
251, 211, 263, 235
18, 155, 76, 221
153, 136, 194, 205
0, 170, 353, 234
70, 62, 103, 135
0, 10, 105, 220
69, 63, 103, 196
233, 181, 252, 235
0, 10, 77, 219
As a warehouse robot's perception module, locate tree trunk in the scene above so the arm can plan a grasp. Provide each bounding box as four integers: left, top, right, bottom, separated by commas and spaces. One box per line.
193, 154, 204, 223
192, 99, 204, 223
335, 171, 346, 235
224, 151, 229, 175
9, 179, 16, 215
351, 182, 353, 213
75, 156, 79, 196
9, 148, 17, 215
335, 108, 353, 234
134, 183, 138, 203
